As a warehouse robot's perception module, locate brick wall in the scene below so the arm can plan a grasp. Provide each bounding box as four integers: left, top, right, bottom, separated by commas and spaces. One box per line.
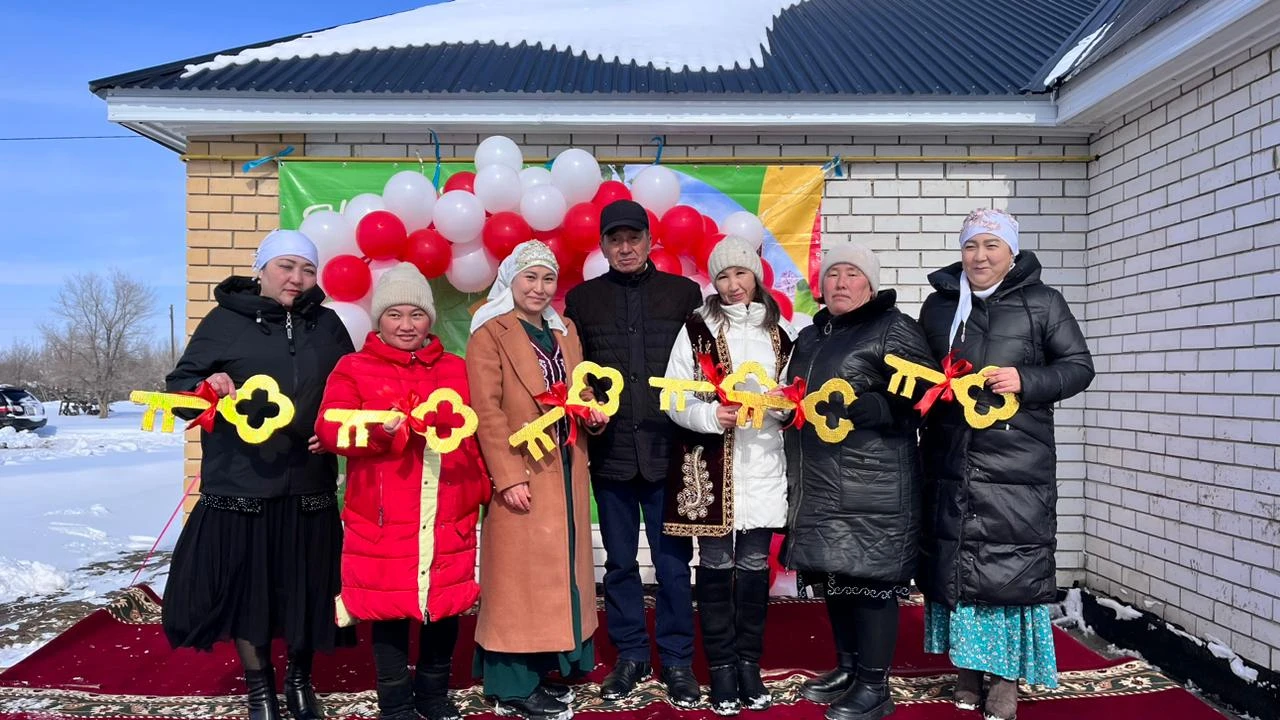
1083, 42, 1280, 670
183, 132, 1091, 581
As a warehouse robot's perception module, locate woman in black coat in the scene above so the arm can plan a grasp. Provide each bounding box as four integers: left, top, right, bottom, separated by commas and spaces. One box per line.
162, 230, 354, 720
781, 243, 937, 720
917, 209, 1094, 720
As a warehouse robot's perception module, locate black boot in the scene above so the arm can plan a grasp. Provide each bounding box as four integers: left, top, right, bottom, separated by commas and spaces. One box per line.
734, 569, 771, 710
803, 594, 858, 703
825, 666, 893, 720
493, 688, 571, 719
376, 675, 418, 720
414, 663, 462, 720
284, 650, 322, 720
245, 666, 283, 720
697, 567, 739, 714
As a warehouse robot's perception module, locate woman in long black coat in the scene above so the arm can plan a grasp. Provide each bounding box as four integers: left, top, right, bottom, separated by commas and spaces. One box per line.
781, 243, 937, 720
163, 230, 354, 720
917, 208, 1094, 720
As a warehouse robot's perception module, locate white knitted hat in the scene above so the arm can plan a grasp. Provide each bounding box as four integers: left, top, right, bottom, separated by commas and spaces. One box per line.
820, 243, 880, 295
370, 263, 435, 323
707, 235, 764, 283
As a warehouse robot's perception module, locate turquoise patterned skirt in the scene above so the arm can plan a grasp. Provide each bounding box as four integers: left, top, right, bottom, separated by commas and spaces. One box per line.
923, 601, 1059, 688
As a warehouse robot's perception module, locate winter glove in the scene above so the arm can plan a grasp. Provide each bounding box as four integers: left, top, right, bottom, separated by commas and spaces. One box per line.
847, 392, 892, 430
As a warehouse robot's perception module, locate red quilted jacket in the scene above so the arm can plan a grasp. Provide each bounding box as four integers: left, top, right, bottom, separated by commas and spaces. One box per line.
316, 332, 490, 624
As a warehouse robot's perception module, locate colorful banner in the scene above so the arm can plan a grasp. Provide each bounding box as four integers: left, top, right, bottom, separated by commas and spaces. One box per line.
280, 161, 825, 356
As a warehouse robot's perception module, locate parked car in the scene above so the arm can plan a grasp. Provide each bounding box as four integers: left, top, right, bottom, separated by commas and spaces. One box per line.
0, 385, 48, 431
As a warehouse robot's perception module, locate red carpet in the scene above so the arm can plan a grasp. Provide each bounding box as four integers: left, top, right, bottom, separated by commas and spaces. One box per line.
0, 586, 1225, 719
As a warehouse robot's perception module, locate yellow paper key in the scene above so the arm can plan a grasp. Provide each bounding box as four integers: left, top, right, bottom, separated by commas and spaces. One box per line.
129, 391, 213, 434
508, 408, 565, 462
951, 368, 1021, 429
884, 354, 946, 397
568, 361, 624, 416
801, 378, 858, 443
721, 361, 792, 429
218, 375, 296, 444
322, 409, 402, 449
413, 388, 479, 454
649, 377, 717, 412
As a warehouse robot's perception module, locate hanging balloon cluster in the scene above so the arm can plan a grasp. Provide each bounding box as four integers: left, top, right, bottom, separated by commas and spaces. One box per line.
302, 136, 788, 346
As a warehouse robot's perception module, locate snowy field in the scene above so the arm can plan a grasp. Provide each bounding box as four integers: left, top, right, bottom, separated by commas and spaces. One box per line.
0, 402, 184, 668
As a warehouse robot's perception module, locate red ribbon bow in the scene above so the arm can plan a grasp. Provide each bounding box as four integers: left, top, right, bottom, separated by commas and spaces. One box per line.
178, 380, 222, 433
695, 352, 739, 408
385, 390, 468, 445
778, 377, 808, 429
534, 381, 594, 445
914, 350, 974, 416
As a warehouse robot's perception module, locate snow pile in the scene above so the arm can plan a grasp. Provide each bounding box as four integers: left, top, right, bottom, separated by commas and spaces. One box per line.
1205, 635, 1260, 684
1052, 587, 1094, 634
0, 427, 46, 449
183, 0, 805, 76
0, 559, 69, 604
1097, 597, 1143, 621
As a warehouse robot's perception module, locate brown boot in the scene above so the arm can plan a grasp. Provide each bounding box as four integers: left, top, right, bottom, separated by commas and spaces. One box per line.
982, 675, 1018, 720
953, 668, 982, 710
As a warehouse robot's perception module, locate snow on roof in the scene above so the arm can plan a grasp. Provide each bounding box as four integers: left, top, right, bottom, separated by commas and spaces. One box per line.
182, 0, 805, 78
1040, 21, 1111, 88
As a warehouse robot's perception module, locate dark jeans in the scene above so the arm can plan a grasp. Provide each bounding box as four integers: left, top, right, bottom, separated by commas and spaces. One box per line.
370, 617, 459, 683
592, 477, 694, 667
697, 529, 774, 571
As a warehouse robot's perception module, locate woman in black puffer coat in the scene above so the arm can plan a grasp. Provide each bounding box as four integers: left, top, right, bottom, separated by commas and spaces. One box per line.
781, 243, 937, 720
917, 209, 1093, 720
162, 230, 354, 720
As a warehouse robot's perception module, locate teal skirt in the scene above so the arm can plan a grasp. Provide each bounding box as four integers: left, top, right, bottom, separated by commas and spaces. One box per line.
923, 601, 1058, 688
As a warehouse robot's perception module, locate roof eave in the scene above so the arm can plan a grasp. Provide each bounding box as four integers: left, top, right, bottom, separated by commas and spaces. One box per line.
102, 91, 1086, 151
1055, 0, 1280, 125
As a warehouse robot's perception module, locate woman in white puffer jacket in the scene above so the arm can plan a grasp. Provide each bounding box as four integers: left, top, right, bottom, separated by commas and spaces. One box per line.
660, 235, 796, 716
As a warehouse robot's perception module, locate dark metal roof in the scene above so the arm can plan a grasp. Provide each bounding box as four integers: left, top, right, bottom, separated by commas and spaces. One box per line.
92, 0, 1104, 97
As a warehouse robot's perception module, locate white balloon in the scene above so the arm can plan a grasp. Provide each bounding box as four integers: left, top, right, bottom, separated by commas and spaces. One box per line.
519, 167, 553, 192
550, 148, 602, 205
520, 184, 568, 232
433, 190, 486, 244
791, 311, 814, 331
328, 301, 373, 349
475, 135, 524, 172
473, 165, 524, 213
582, 249, 610, 281
382, 171, 437, 232
446, 240, 499, 293
342, 193, 386, 226
722, 211, 766, 250
299, 210, 356, 266
630, 165, 681, 215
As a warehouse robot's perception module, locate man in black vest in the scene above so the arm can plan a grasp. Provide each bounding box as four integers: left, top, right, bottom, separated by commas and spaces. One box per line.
564, 200, 702, 706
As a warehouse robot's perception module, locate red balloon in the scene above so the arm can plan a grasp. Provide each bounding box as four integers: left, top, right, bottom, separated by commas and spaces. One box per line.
703, 215, 719, 237
541, 233, 582, 269
761, 259, 775, 289
769, 288, 794, 321
593, 180, 632, 208
443, 171, 475, 194
402, 228, 451, 279
646, 209, 663, 243
694, 232, 725, 272
649, 247, 681, 275
356, 210, 408, 261
556, 258, 584, 296
482, 212, 532, 261
660, 205, 704, 255
321, 254, 372, 302
563, 202, 603, 254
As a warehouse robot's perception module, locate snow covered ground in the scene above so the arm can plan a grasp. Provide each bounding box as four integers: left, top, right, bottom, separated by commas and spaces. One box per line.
0, 402, 184, 668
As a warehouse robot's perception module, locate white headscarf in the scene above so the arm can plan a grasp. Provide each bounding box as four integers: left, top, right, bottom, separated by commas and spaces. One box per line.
948, 208, 1020, 347
469, 240, 568, 334
253, 229, 318, 271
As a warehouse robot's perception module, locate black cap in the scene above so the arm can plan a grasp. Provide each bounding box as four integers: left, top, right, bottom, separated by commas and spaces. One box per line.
600, 199, 649, 236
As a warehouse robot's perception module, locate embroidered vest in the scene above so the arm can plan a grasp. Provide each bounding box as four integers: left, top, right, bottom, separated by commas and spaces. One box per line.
662, 313, 793, 537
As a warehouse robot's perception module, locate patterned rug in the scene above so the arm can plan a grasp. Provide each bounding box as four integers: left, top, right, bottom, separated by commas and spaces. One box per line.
0, 586, 1226, 719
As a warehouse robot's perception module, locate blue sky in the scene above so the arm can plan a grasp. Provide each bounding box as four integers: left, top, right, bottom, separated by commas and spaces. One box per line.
0, 1, 429, 348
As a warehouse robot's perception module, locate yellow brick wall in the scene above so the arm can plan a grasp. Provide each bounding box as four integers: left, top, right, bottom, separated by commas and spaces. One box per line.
181, 134, 303, 510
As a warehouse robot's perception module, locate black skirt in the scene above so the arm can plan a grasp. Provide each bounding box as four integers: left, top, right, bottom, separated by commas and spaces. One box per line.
162, 493, 351, 652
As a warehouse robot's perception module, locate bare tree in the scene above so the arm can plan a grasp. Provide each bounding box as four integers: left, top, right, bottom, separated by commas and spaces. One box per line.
0, 341, 44, 387
40, 270, 158, 418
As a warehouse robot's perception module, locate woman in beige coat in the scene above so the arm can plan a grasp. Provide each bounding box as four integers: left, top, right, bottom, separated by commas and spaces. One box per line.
466, 241, 605, 720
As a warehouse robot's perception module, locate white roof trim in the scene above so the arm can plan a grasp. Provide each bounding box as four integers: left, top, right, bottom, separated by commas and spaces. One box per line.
1056, 0, 1280, 125
103, 92, 1074, 149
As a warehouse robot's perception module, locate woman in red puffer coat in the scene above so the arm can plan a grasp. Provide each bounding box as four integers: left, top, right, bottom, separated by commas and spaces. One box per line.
316, 263, 490, 720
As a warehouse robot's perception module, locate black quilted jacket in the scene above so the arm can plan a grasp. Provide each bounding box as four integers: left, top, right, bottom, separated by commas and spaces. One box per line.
916, 251, 1094, 608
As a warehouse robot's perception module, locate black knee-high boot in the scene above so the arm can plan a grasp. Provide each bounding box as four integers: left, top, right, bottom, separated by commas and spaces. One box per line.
734, 568, 772, 710
697, 567, 739, 715
413, 617, 462, 720
826, 596, 898, 720
284, 649, 323, 720
803, 591, 858, 703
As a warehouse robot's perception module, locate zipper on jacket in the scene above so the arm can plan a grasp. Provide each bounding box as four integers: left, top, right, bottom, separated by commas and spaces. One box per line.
285, 312, 296, 355
378, 479, 385, 527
